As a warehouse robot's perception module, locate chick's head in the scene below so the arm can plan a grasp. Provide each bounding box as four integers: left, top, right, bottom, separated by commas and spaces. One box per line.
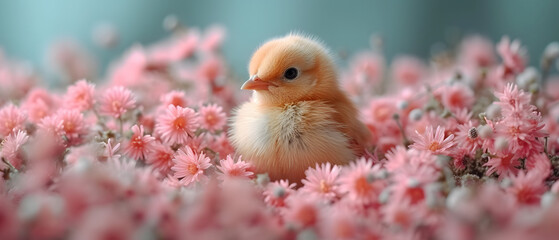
242, 34, 340, 106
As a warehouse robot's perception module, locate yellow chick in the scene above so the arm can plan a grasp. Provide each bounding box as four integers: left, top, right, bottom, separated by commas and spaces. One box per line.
229, 34, 370, 183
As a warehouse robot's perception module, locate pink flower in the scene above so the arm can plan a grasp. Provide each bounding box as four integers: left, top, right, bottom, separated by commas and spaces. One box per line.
71, 206, 134, 240
155, 105, 198, 145
199, 25, 226, 53
338, 158, 385, 206
1, 130, 28, 170
217, 155, 254, 180
525, 153, 551, 178
507, 170, 547, 205
102, 138, 121, 162
160, 90, 188, 108
459, 35, 495, 68
171, 146, 211, 186
391, 56, 426, 86
146, 142, 174, 173
198, 103, 226, 133
381, 198, 425, 229
454, 121, 483, 155
497, 36, 527, 77
123, 125, 155, 160
98, 86, 136, 118
47, 39, 97, 82
56, 109, 89, 146
300, 162, 342, 202
494, 83, 531, 114
410, 125, 455, 155
282, 192, 322, 229
149, 32, 198, 64
197, 55, 225, 83
439, 84, 475, 112
390, 160, 440, 205
39, 109, 88, 147
494, 84, 545, 156
0, 196, 20, 239
485, 151, 520, 178
22, 88, 58, 123
64, 79, 95, 111
209, 132, 235, 158
350, 51, 384, 86
0, 104, 26, 138
263, 179, 296, 208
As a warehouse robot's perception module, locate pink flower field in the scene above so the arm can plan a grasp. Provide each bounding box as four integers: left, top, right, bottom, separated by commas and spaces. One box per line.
2, 24, 559, 240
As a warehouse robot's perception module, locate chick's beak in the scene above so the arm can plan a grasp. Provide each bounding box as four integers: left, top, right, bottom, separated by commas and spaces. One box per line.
241, 75, 276, 90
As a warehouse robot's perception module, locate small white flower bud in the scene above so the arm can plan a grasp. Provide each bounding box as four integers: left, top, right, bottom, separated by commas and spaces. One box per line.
163, 14, 180, 31
495, 137, 509, 151
446, 187, 471, 210
397, 101, 409, 110
485, 104, 502, 120
544, 42, 559, 60
409, 108, 423, 121
478, 125, 493, 138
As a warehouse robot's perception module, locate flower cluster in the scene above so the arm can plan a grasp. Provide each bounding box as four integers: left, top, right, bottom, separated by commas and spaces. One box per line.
1, 21, 559, 239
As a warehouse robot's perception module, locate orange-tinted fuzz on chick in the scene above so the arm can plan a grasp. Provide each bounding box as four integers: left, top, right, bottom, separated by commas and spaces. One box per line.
229, 33, 370, 183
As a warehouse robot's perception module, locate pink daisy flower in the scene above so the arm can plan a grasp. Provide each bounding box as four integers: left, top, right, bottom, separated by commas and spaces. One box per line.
171, 146, 211, 186
0, 104, 26, 138
494, 83, 531, 114
209, 132, 235, 158
217, 155, 254, 180
484, 151, 520, 178
459, 35, 495, 68
391, 55, 426, 86
507, 170, 547, 205
64, 79, 95, 111
160, 90, 188, 108
56, 109, 89, 146
439, 84, 475, 112
338, 158, 385, 206
155, 105, 198, 145
123, 125, 155, 160
1, 130, 29, 170
263, 179, 296, 208
102, 138, 121, 162
146, 142, 174, 174
22, 88, 58, 123
300, 162, 342, 202
454, 121, 483, 155
282, 192, 322, 229
497, 36, 527, 76
198, 103, 226, 133
98, 86, 136, 119
410, 125, 455, 155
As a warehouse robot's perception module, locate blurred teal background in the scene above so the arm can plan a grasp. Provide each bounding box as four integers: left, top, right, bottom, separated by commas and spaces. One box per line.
0, 0, 558, 80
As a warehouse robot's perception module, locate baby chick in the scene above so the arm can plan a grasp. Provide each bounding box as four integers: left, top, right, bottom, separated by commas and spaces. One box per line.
229, 34, 370, 183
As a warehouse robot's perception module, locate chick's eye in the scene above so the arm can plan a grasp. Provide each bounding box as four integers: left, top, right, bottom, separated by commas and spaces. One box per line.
283, 68, 298, 80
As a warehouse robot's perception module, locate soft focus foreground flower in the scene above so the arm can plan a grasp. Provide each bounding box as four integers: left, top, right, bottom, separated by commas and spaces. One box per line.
98, 86, 136, 118
171, 146, 211, 186
155, 105, 198, 145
